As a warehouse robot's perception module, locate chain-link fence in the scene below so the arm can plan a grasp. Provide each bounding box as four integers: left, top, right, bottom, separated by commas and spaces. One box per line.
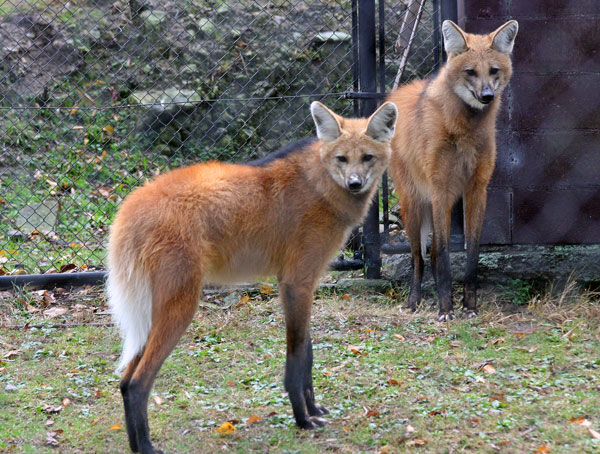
0, 0, 442, 277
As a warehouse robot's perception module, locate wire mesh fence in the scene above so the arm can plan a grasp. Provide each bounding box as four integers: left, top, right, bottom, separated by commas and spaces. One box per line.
0, 0, 441, 276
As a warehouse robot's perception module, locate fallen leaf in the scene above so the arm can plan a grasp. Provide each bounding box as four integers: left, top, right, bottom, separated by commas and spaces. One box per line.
109, 423, 123, 431
226, 380, 234, 387
44, 307, 68, 318
102, 125, 115, 135
406, 439, 426, 446
215, 422, 236, 434
240, 295, 250, 304
42, 404, 63, 414
153, 396, 163, 405
245, 414, 262, 424
45, 419, 55, 426
259, 284, 274, 295
340, 294, 351, 300
366, 409, 379, 417
387, 379, 401, 386
90, 418, 99, 426
570, 416, 591, 427
394, 334, 405, 341
46, 432, 59, 446
535, 444, 551, 453
406, 424, 415, 433
62, 397, 71, 407
379, 446, 391, 454
3, 350, 21, 359
498, 440, 509, 445
482, 364, 496, 374
348, 345, 362, 355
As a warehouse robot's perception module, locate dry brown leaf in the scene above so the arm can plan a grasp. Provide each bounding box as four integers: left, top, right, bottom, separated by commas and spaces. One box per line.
240, 295, 250, 304
569, 416, 591, 427
90, 418, 99, 426
394, 334, 405, 341
535, 444, 551, 453
406, 424, 415, 433
245, 414, 262, 424
3, 350, 21, 359
42, 404, 63, 414
340, 294, 351, 300
153, 396, 163, 405
387, 379, 401, 386
226, 380, 234, 387
46, 432, 59, 446
259, 284, 274, 295
366, 409, 379, 417
45, 419, 55, 426
215, 422, 236, 434
482, 364, 496, 374
379, 446, 391, 454
406, 439, 426, 446
44, 307, 68, 318
62, 397, 71, 407
109, 423, 123, 431
348, 345, 362, 355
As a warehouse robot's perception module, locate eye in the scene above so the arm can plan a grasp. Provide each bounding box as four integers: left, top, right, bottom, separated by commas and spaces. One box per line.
465, 69, 477, 77
336, 156, 347, 163
490, 67, 499, 75
362, 154, 373, 162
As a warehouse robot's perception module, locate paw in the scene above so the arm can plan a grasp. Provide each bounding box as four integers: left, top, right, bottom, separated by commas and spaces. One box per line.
309, 403, 329, 417
437, 312, 455, 322
298, 416, 329, 430
463, 309, 478, 319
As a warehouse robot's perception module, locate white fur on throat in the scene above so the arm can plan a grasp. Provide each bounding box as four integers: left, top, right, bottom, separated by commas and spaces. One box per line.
107, 264, 152, 374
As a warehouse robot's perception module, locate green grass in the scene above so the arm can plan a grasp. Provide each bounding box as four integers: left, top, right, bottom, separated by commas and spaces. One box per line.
1, 283, 600, 453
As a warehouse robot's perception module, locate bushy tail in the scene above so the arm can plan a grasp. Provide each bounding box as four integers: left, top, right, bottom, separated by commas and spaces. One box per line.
107, 264, 152, 374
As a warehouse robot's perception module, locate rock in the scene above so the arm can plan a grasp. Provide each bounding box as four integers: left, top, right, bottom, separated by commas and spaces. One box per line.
384, 245, 600, 287
196, 18, 217, 36
7, 229, 28, 242
139, 10, 167, 28
15, 200, 59, 234
129, 88, 202, 113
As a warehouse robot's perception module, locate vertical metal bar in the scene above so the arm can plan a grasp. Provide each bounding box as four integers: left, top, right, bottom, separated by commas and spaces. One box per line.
358, 0, 381, 279
440, 0, 464, 248
433, 0, 441, 70
352, 0, 360, 117
378, 0, 389, 240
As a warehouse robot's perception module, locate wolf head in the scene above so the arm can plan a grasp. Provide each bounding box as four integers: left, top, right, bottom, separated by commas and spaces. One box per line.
442, 20, 518, 110
310, 101, 398, 195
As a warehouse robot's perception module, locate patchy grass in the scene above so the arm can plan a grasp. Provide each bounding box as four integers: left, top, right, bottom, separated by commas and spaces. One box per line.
1, 282, 600, 453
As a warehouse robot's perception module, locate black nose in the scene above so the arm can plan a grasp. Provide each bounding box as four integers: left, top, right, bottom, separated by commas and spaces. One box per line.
347, 174, 363, 191
480, 86, 494, 104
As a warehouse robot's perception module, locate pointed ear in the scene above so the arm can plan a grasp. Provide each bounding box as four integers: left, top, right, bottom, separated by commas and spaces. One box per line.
311, 101, 342, 142
442, 20, 467, 56
366, 102, 398, 143
491, 20, 518, 54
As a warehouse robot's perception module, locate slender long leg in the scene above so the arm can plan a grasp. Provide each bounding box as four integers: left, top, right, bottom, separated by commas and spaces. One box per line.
431, 196, 455, 321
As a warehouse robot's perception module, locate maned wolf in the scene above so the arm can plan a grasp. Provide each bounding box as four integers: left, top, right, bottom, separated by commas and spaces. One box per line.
107, 101, 398, 453
387, 20, 518, 321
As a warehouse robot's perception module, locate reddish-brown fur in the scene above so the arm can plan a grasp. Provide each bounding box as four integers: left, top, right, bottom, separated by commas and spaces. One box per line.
387, 20, 518, 320
108, 101, 397, 453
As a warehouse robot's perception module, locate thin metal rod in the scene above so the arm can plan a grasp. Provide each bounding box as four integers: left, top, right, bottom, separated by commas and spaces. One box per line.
358, 0, 381, 279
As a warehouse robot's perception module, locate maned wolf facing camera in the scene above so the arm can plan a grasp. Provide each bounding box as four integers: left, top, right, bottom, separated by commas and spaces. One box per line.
107, 101, 398, 453
387, 20, 518, 321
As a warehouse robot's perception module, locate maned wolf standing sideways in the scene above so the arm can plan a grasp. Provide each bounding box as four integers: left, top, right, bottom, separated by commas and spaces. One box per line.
107, 101, 398, 453
388, 20, 518, 321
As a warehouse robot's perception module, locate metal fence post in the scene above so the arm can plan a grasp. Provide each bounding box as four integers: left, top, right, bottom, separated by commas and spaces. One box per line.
358, 0, 381, 279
